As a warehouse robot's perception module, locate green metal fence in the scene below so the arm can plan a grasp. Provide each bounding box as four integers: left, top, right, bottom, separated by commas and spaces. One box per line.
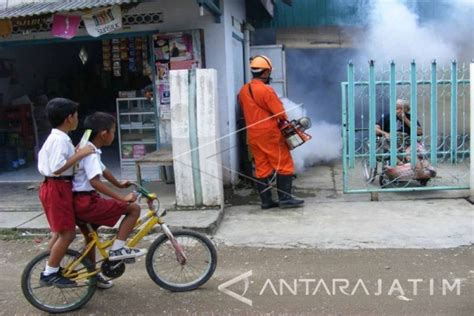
341, 60, 470, 193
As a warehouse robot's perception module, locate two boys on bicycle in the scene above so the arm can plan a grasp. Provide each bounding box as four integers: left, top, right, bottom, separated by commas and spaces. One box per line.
38, 98, 146, 288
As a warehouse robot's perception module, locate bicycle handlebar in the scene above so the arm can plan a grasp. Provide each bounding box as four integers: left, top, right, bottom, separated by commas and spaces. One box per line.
130, 182, 156, 200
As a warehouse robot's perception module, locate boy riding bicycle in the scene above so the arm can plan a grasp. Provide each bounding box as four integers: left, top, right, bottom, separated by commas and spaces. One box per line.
38, 98, 94, 288
73, 112, 147, 276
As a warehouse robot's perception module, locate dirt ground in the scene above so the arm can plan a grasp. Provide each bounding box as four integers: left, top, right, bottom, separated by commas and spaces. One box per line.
0, 237, 472, 315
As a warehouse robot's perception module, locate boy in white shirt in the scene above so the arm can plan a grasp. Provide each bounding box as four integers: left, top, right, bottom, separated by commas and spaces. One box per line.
73, 112, 146, 266
38, 98, 94, 288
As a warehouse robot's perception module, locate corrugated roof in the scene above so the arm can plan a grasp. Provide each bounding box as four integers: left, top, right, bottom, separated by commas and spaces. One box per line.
0, 0, 138, 19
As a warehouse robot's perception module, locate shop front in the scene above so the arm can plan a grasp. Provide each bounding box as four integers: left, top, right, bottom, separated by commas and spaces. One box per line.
0, 0, 247, 184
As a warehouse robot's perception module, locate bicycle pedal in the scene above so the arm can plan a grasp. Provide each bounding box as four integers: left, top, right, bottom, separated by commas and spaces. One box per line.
123, 258, 136, 264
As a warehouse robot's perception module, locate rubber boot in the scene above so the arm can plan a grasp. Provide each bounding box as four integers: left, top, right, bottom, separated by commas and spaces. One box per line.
277, 174, 304, 208
256, 177, 279, 210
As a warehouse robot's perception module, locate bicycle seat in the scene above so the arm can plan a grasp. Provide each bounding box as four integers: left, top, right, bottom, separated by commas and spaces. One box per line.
75, 219, 87, 226
75, 219, 99, 229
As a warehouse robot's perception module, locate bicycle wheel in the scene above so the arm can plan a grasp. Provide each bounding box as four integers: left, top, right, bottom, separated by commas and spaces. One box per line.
146, 229, 217, 292
363, 158, 377, 183
21, 249, 97, 313
362, 142, 378, 183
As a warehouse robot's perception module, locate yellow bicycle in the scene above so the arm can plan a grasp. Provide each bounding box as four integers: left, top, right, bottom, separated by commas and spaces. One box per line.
21, 183, 217, 313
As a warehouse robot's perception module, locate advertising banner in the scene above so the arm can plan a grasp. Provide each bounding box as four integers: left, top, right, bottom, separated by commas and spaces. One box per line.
83, 5, 122, 37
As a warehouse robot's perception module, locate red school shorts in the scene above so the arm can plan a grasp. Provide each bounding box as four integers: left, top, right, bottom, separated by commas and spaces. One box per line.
39, 179, 75, 232
73, 192, 128, 227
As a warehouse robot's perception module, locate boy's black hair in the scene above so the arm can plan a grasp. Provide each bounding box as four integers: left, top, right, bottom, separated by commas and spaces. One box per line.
45, 98, 79, 128
83, 112, 116, 140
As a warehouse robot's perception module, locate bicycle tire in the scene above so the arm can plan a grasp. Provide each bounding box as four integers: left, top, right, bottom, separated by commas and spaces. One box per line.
146, 229, 217, 292
21, 249, 96, 313
362, 142, 378, 183
363, 159, 377, 183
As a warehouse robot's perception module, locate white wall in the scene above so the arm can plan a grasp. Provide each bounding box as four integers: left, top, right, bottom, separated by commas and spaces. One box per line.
220, 0, 246, 185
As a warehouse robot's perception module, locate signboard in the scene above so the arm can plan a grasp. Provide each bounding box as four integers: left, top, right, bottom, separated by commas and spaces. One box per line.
51, 14, 81, 39
83, 5, 122, 37
11, 15, 50, 33
0, 20, 12, 38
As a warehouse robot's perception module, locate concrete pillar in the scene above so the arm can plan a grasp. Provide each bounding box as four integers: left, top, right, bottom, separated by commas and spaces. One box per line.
470, 63, 474, 202
170, 68, 224, 209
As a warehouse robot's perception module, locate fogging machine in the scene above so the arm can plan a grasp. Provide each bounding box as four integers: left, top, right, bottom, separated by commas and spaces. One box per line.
279, 117, 312, 150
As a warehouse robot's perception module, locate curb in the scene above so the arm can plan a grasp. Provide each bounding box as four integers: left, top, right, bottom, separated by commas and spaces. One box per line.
0, 208, 224, 237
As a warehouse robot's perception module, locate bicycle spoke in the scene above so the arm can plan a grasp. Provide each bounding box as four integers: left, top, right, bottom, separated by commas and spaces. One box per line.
59, 289, 69, 304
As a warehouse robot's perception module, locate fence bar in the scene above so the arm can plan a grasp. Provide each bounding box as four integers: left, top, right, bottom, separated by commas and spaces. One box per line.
430, 61, 438, 165
352, 148, 469, 159
410, 61, 417, 166
347, 63, 355, 168
450, 60, 458, 163
389, 61, 397, 166
369, 60, 376, 169
352, 80, 470, 86
470, 62, 474, 200
345, 185, 469, 194
341, 83, 349, 192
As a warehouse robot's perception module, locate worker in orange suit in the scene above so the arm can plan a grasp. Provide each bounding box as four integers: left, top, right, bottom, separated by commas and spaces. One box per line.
238, 55, 304, 209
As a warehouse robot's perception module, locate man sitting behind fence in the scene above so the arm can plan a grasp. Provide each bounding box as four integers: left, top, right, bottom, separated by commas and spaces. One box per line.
375, 99, 424, 165
375, 99, 422, 139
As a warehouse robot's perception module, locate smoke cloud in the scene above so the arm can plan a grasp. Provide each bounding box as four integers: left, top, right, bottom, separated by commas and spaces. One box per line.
356, 0, 473, 64
282, 98, 342, 171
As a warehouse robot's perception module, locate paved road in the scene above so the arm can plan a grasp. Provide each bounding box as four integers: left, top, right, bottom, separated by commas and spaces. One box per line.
0, 239, 472, 315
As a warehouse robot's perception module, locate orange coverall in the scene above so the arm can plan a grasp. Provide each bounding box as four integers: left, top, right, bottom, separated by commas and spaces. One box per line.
238, 79, 294, 178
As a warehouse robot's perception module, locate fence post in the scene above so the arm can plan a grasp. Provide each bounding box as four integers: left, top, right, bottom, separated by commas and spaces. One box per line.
369, 60, 376, 169
347, 62, 355, 168
430, 60, 438, 165
470, 62, 474, 202
389, 61, 397, 166
342, 83, 348, 193
410, 61, 417, 166
451, 60, 458, 163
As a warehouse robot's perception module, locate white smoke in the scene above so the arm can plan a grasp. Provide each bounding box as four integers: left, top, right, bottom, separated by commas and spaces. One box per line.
356, 0, 473, 65
282, 98, 342, 172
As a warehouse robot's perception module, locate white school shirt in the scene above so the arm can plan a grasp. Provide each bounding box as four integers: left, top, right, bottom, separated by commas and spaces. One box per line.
73, 142, 106, 192
38, 129, 75, 177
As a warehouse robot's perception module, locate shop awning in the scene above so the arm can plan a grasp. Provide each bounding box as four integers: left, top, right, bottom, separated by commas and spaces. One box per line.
0, 0, 138, 19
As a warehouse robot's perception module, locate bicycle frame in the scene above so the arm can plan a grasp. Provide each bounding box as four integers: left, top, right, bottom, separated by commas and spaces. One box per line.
62, 184, 173, 281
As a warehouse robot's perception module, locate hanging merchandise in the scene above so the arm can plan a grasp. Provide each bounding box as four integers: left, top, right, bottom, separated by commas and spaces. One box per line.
51, 14, 81, 39
119, 38, 128, 61
128, 38, 136, 72
83, 5, 122, 37
111, 38, 121, 76
134, 37, 143, 73
102, 40, 112, 72
0, 19, 12, 38
113, 61, 121, 77
79, 47, 88, 65
142, 37, 150, 77
156, 62, 169, 80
